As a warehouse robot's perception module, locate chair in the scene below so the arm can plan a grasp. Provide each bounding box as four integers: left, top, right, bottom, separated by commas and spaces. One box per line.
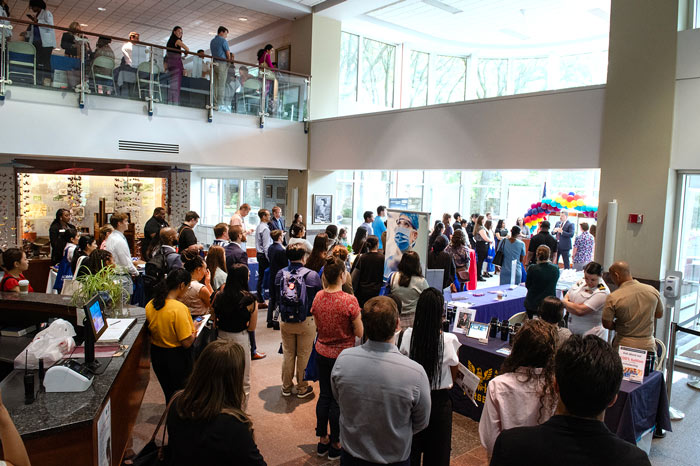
241, 78, 261, 114
136, 61, 162, 101
508, 311, 527, 325
91, 55, 116, 94
426, 269, 445, 290
8, 41, 36, 85
655, 338, 667, 372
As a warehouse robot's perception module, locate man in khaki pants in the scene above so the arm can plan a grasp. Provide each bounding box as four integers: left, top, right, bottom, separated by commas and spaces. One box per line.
209, 26, 233, 110
275, 243, 322, 398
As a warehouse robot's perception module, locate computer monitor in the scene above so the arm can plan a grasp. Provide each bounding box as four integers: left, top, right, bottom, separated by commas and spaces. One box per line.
84, 294, 108, 340
83, 294, 109, 369
466, 321, 489, 341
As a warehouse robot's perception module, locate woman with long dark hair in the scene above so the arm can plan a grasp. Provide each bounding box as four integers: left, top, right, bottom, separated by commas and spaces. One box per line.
80, 249, 113, 277
167, 340, 266, 465
428, 221, 445, 252
166, 26, 190, 104
388, 251, 428, 316
179, 255, 213, 317
206, 245, 228, 291
399, 288, 460, 465
213, 263, 258, 410
351, 235, 385, 307
473, 215, 493, 281
351, 226, 367, 256
0, 248, 34, 293
478, 319, 558, 457
427, 235, 456, 290
146, 268, 195, 402
305, 233, 328, 272
312, 257, 363, 460
71, 235, 96, 277
446, 229, 471, 289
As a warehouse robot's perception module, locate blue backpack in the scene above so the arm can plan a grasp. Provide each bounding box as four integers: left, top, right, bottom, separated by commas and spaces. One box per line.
279, 267, 311, 323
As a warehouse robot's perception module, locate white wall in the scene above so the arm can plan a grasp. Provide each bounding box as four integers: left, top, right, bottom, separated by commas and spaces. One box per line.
0, 87, 308, 170
672, 28, 700, 170
309, 86, 605, 170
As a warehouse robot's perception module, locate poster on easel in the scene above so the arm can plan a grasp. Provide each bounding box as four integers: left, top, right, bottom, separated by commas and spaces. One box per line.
383, 209, 430, 280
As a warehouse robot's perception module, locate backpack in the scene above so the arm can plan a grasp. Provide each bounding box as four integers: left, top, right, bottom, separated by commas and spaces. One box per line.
144, 248, 177, 301
279, 267, 311, 323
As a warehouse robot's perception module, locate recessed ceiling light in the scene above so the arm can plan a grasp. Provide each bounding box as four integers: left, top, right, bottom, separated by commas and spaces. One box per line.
238, 17, 248, 21
208, 31, 216, 35
97, 7, 106, 12
80, 23, 88, 27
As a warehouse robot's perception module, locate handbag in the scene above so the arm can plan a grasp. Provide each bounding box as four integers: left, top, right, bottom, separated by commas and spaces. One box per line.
455, 266, 469, 283
304, 338, 319, 382
492, 240, 506, 267
132, 393, 180, 466
379, 272, 395, 296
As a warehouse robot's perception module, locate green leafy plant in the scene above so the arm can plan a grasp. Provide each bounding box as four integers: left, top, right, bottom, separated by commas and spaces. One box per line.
71, 265, 128, 317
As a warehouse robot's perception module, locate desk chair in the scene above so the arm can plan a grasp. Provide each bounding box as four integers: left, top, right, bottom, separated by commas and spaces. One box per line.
241, 78, 261, 114
91, 55, 116, 94
8, 41, 36, 85
508, 312, 527, 325
655, 338, 667, 372
136, 61, 162, 102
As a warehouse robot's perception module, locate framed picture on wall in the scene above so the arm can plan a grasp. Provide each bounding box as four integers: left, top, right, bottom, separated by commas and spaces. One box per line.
276, 45, 290, 71
313, 194, 332, 225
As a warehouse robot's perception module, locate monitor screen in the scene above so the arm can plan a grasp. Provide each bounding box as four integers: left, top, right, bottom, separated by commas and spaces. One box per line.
467, 322, 489, 340
84, 295, 108, 340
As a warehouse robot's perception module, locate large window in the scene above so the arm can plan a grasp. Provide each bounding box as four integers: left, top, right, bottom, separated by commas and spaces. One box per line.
558, 51, 608, 89
512, 58, 548, 94
339, 32, 359, 103
476, 59, 509, 98
360, 38, 396, 108
201, 178, 260, 227
432, 55, 467, 104
408, 51, 429, 107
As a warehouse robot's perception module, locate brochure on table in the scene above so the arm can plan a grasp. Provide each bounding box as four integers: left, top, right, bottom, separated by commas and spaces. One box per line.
454, 363, 480, 406
619, 346, 646, 383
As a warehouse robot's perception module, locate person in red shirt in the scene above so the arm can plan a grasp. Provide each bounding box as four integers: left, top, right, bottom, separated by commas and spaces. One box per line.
311, 256, 364, 460
1, 248, 34, 293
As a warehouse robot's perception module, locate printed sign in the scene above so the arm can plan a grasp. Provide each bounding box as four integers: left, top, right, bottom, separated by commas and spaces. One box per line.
454, 363, 481, 406
383, 209, 430, 280
619, 346, 646, 384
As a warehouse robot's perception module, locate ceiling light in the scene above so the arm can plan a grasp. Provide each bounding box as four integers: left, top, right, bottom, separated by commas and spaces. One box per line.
97, 7, 106, 12
208, 31, 216, 35
80, 23, 88, 27
238, 17, 248, 21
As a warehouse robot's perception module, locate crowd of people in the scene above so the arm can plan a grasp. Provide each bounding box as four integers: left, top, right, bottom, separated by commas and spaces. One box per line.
1, 6, 281, 110
0, 201, 663, 466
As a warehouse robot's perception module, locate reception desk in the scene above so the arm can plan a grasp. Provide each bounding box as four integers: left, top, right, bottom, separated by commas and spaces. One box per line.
0, 294, 150, 466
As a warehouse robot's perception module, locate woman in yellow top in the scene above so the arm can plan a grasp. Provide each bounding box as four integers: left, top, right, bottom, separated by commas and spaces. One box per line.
146, 268, 196, 402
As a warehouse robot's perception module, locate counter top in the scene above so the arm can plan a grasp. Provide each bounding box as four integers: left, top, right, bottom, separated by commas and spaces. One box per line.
0, 292, 76, 308
0, 306, 146, 439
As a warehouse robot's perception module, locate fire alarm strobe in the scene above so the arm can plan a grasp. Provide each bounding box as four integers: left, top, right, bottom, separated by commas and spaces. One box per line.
628, 214, 643, 224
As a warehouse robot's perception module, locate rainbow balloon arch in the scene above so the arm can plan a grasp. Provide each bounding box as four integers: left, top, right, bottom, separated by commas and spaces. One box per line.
523, 192, 598, 230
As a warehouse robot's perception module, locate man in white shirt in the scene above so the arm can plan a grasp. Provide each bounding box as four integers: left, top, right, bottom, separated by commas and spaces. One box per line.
119, 32, 150, 96
255, 209, 272, 306
104, 212, 139, 294
230, 203, 255, 240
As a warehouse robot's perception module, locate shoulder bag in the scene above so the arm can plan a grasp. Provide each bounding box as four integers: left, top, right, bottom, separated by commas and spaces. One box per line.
132, 393, 181, 466
492, 239, 506, 267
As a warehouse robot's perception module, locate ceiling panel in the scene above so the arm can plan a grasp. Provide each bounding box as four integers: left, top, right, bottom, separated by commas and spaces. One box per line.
363, 0, 611, 47
5, 0, 283, 53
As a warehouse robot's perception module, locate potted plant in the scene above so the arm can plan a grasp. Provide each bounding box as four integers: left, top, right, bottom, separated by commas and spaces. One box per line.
71, 265, 129, 317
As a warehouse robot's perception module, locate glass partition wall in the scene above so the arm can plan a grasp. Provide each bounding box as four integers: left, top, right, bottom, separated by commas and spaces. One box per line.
0, 17, 309, 125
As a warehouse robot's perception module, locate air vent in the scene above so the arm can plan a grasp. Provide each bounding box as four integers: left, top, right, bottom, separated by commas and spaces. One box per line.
119, 140, 179, 154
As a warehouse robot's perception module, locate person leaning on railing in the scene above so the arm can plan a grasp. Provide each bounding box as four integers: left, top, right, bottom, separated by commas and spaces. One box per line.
27, 0, 55, 85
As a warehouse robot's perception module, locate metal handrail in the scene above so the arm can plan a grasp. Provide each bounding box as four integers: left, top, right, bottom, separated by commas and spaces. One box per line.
0, 15, 311, 79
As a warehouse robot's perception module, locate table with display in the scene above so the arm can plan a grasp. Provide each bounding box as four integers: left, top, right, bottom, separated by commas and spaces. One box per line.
446, 284, 528, 324
0, 293, 150, 466
449, 332, 672, 445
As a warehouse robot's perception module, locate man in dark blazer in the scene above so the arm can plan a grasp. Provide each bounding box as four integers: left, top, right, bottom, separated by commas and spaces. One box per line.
268, 206, 286, 245
554, 212, 575, 269
266, 229, 288, 329
225, 225, 248, 271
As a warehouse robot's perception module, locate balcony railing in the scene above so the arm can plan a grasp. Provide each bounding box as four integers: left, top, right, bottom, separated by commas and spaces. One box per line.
0, 16, 310, 129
